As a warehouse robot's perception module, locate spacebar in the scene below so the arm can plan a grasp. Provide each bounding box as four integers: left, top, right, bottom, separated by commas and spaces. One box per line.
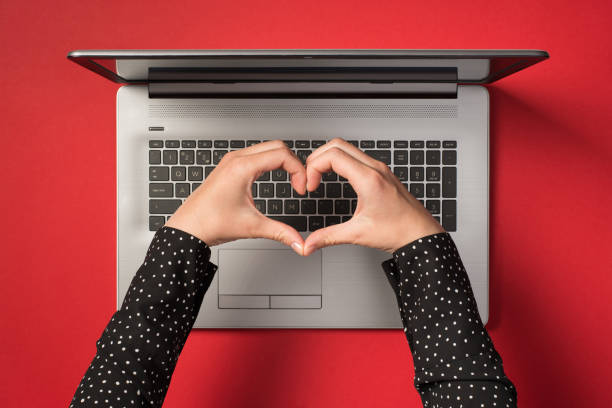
269, 216, 307, 232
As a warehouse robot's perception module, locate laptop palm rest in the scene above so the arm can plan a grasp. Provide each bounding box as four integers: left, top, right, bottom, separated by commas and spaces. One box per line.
217, 249, 322, 309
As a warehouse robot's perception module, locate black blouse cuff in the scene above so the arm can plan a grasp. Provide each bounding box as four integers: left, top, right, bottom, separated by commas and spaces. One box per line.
148, 225, 218, 274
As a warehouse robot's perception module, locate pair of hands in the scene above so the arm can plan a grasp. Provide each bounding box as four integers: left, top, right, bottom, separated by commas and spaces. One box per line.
165, 138, 444, 256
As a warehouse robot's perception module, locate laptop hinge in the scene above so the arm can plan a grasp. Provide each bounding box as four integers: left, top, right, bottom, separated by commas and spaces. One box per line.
148, 82, 457, 99
147, 67, 458, 99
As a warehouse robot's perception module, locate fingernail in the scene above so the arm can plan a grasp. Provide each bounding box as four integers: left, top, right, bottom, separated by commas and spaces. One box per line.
291, 242, 303, 256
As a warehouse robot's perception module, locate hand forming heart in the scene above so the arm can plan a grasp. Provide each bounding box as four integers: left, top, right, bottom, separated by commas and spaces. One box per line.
165, 138, 443, 256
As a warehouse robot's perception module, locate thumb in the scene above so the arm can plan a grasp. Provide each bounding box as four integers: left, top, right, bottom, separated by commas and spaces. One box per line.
255, 215, 305, 255
303, 219, 360, 256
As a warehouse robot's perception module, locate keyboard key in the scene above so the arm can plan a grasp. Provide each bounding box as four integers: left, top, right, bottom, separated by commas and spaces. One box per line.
426, 140, 441, 148
410, 183, 424, 198
433, 216, 441, 223
188, 167, 203, 181
246, 140, 260, 146
394, 140, 408, 148
149, 140, 163, 148
410, 140, 424, 148
214, 140, 228, 148
322, 172, 337, 181
309, 216, 324, 231
364, 150, 391, 165
309, 183, 325, 198
175, 183, 190, 198
171, 167, 186, 181
442, 167, 457, 198
360, 140, 375, 148
276, 183, 292, 198
163, 150, 178, 165
293, 188, 307, 198
259, 183, 274, 197
426, 150, 440, 165
312, 140, 326, 148
426, 167, 441, 181
318, 200, 333, 214
410, 167, 424, 181
180, 150, 195, 165
149, 183, 173, 198
301, 200, 316, 214
182, 140, 196, 148
342, 216, 352, 223
192, 183, 201, 191
285, 200, 300, 214
327, 183, 341, 198
347, 140, 359, 147
426, 200, 441, 214
442, 150, 457, 165
251, 184, 257, 197
205, 166, 215, 178
270, 216, 307, 231
213, 150, 228, 164
410, 150, 424, 165
394, 150, 408, 165
149, 150, 161, 164
268, 200, 283, 214
335, 200, 350, 214
149, 216, 165, 231
196, 150, 211, 165
254, 200, 266, 214
339, 175, 347, 182
296, 150, 311, 164
442, 200, 457, 231
198, 140, 212, 148
272, 169, 287, 181
149, 166, 169, 181
165, 140, 180, 148
325, 216, 341, 226
230, 140, 245, 148
393, 167, 408, 181
296, 140, 310, 148
351, 200, 358, 213
150, 199, 182, 214
442, 140, 457, 148
257, 171, 270, 181
282, 140, 294, 148
376, 140, 391, 148
343, 183, 357, 198
426, 183, 441, 198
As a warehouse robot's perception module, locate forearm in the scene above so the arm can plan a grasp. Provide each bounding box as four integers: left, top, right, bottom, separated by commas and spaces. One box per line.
382, 232, 516, 406
71, 226, 218, 407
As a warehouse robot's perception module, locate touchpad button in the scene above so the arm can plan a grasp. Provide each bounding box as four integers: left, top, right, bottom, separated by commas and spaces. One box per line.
218, 249, 322, 296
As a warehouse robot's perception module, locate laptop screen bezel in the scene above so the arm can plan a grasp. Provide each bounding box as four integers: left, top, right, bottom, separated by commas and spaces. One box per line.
66, 49, 549, 85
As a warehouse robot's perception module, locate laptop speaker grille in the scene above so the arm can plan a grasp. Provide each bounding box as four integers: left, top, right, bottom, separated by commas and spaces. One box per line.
148, 104, 457, 119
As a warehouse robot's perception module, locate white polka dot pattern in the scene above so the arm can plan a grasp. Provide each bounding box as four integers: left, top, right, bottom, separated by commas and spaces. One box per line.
70, 226, 217, 407
381, 233, 517, 407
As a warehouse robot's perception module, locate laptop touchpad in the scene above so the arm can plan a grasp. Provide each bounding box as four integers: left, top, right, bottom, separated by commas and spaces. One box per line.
217, 249, 322, 309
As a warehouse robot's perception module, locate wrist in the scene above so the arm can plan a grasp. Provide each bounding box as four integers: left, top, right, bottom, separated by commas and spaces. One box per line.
389, 217, 445, 253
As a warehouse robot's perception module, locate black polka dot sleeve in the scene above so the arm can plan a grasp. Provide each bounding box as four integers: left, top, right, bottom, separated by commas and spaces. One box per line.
71, 226, 218, 407
381, 233, 517, 407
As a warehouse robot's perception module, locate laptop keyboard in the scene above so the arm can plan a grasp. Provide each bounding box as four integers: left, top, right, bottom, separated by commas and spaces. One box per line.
148, 139, 457, 232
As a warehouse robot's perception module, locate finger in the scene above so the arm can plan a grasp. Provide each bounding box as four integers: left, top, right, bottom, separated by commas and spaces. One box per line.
306, 137, 381, 169
233, 139, 288, 156
304, 147, 373, 193
254, 215, 305, 255
244, 147, 307, 194
303, 218, 361, 256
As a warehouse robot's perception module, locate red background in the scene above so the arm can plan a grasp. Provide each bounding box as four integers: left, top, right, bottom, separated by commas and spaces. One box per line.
1, 0, 611, 406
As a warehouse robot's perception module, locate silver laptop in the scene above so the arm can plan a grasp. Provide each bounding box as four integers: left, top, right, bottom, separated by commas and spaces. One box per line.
68, 49, 548, 328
